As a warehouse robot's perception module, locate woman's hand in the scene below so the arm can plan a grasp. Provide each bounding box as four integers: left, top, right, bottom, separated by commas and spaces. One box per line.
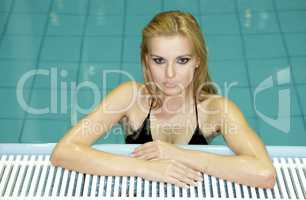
143, 158, 203, 188
131, 140, 181, 160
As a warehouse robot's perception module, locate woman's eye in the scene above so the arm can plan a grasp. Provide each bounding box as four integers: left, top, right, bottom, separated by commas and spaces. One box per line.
177, 58, 190, 64
153, 58, 164, 64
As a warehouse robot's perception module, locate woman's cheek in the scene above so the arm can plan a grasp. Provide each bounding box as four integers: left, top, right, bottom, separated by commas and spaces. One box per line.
150, 66, 164, 79
177, 68, 194, 83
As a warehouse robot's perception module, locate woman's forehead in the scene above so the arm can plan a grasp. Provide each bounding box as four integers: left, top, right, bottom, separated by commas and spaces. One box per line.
148, 35, 194, 56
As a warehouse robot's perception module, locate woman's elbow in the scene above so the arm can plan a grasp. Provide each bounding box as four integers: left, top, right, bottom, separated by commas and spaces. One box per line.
259, 166, 277, 189
50, 145, 63, 166
50, 141, 84, 167
50, 142, 70, 166
266, 166, 277, 189
50, 154, 60, 166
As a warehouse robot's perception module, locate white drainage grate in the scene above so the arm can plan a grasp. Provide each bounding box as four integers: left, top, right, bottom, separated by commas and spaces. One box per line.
0, 154, 306, 199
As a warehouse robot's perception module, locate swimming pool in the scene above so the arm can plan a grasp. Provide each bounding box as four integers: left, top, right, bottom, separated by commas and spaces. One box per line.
0, 0, 305, 146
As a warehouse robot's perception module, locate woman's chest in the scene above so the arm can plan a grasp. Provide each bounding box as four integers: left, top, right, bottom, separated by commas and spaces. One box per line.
125, 105, 216, 144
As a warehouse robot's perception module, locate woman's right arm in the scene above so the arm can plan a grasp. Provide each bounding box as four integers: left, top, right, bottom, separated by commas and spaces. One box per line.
50, 81, 202, 187
50, 81, 148, 177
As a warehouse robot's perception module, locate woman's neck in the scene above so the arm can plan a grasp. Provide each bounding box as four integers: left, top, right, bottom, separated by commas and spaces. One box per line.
160, 88, 194, 115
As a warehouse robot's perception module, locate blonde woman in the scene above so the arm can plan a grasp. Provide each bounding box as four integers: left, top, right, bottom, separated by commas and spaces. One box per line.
51, 11, 276, 189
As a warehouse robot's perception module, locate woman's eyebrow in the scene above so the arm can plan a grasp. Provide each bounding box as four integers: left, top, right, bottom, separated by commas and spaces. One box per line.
177, 54, 192, 57
150, 54, 192, 57
150, 54, 163, 57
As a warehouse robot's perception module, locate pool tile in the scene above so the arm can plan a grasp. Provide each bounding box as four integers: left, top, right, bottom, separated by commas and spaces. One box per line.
13, 0, 52, 13
27, 88, 71, 120
251, 86, 302, 118
78, 62, 121, 90
0, 119, 23, 143
123, 36, 141, 62
47, 14, 86, 36
0, 36, 42, 60
21, 119, 69, 143
201, 13, 240, 35
200, 0, 236, 14
247, 58, 289, 87
90, 0, 124, 15
237, 0, 274, 12
125, 15, 152, 36
291, 57, 306, 84
86, 15, 123, 36
33, 61, 78, 89
258, 116, 306, 146
210, 134, 226, 145
0, 13, 8, 32
41, 36, 82, 61
209, 60, 249, 87
0, 60, 36, 88
52, 0, 88, 15
82, 37, 122, 62
296, 85, 306, 119
275, 0, 306, 11
6, 13, 47, 35
279, 11, 306, 33
164, 0, 200, 16
126, 0, 161, 15
205, 35, 243, 61
225, 87, 255, 117
120, 62, 144, 84
0, 88, 31, 119
73, 89, 104, 117
239, 11, 279, 34
284, 33, 306, 57
243, 34, 286, 59
247, 117, 258, 131
0, 0, 12, 12
71, 87, 114, 123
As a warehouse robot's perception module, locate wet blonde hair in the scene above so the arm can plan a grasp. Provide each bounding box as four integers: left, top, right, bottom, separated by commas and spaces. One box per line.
140, 10, 217, 109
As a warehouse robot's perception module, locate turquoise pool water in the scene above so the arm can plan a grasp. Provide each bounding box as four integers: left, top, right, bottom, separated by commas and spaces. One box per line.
0, 0, 305, 146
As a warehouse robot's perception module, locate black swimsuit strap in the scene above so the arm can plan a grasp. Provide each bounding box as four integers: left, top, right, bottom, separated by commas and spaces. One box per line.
147, 98, 154, 117
194, 94, 199, 127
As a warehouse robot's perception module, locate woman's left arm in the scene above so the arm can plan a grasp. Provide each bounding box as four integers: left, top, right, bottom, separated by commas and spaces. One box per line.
174, 97, 277, 189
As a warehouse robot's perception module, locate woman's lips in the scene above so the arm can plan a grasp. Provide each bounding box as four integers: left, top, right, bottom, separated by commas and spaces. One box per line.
164, 82, 176, 88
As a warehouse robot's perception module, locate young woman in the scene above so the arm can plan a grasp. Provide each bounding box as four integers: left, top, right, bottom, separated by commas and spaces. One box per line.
50, 11, 276, 189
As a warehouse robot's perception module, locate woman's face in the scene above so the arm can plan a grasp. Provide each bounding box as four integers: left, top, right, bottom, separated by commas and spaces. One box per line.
146, 34, 199, 96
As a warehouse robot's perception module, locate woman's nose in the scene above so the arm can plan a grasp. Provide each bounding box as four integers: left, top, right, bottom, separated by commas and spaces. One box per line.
166, 64, 175, 78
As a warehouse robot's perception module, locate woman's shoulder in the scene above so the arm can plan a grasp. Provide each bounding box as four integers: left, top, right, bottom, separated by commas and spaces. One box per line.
114, 81, 150, 116
198, 95, 243, 135
112, 81, 145, 99
115, 80, 141, 90
116, 81, 147, 93
198, 94, 239, 116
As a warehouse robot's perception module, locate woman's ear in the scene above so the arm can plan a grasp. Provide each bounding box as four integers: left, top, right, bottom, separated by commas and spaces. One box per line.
195, 56, 200, 68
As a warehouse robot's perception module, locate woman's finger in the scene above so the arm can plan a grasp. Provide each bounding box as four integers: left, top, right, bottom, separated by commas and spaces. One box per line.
133, 142, 154, 152
133, 147, 157, 158
133, 145, 155, 155
184, 168, 202, 182
137, 152, 158, 160
166, 175, 189, 188
175, 161, 202, 181
170, 167, 197, 186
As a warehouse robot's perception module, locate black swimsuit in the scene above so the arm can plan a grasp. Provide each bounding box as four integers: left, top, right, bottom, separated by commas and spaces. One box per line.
125, 95, 209, 145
